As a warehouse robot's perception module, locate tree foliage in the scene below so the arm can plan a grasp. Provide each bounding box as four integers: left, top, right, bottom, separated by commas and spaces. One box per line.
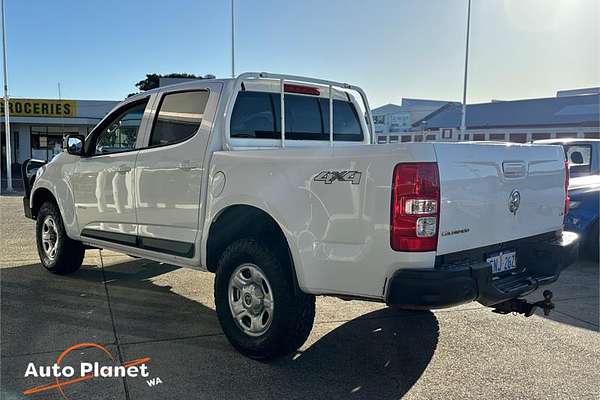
136, 73, 201, 91
127, 73, 216, 98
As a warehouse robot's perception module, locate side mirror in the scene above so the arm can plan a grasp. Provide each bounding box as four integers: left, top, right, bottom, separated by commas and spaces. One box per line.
570, 151, 584, 165
66, 134, 84, 156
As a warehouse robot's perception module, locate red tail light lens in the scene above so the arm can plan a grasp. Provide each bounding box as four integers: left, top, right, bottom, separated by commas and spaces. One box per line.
284, 84, 320, 96
390, 163, 440, 251
564, 159, 570, 222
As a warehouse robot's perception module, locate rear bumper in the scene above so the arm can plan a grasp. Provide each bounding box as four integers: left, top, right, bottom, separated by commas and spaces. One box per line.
386, 231, 579, 309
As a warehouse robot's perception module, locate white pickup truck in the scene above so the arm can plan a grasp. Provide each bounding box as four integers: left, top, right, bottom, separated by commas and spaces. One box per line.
23, 72, 578, 360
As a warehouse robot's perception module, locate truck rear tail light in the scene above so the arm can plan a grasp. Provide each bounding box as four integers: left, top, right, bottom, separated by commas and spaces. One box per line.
404, 199, 437, 215
416, 217, 437, 237
391, 163, 440, 252
564, 159, 570, 222
284, 84, 320, 96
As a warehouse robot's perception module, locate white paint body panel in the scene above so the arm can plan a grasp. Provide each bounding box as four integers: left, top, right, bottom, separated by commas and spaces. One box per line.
29, 74, 568, 301
204, 144, 438, 298
135, 83, 222, 249
71, 152, 139, 236
433, 142, 566, 255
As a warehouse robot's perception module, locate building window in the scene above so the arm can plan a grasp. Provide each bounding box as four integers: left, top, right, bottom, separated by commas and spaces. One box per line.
463, 133, 470, 140
31, 127, 72, 161
531, 133, 550, 140
473, 133, 485, 141
509, 133, 527, 143
389, 135, 399, 143
441, 128, 453, 139
377, 136, 387, 144
401, 135, 411, 142
414, 135, 424, 142
373, 115, 385, 124
556, 132, 576, 139
490, 133, 505, 141
0, 130, 19, 166
425, 134, 437, 141
584, 132, 600, 139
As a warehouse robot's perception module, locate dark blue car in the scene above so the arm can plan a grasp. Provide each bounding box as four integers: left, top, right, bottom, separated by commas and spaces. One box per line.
535, 139, 599, 260
566, 175, 599, 260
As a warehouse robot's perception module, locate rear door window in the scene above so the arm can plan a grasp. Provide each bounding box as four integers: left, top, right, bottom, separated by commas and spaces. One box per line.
230, 91, 364, 142
149, 90, 209, 146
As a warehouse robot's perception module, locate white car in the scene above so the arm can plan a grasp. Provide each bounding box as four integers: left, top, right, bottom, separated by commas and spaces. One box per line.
23, 72, 578, 359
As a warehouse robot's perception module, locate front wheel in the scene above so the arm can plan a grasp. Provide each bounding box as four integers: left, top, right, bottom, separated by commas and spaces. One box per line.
214, 238, 315, 360
36, 201, 85, 274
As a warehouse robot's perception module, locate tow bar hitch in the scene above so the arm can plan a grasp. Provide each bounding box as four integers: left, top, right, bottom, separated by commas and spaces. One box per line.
492, 290, 554, 317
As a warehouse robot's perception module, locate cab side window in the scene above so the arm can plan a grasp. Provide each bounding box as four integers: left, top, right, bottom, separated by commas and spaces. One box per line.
230, 91, 277, 139
149, 90, 209, 147
91, 100, 148, 155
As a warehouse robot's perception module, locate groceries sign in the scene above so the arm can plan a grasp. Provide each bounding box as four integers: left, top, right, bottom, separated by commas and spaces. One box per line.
0, 98, 77, 117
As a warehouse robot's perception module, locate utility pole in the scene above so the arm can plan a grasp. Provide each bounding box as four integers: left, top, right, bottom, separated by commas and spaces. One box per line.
1, 0, 12, 192
460, 0, 472, 138
231, 0, 235, 78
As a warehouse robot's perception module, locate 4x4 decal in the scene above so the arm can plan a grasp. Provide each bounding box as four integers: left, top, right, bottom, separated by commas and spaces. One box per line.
313, 170, 362, 184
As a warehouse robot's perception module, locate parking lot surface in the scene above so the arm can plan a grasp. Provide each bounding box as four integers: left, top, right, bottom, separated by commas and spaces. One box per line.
1, 195, 599, 399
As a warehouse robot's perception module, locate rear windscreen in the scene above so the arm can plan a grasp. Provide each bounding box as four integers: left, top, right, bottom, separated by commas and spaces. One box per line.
231, 91, 363, 141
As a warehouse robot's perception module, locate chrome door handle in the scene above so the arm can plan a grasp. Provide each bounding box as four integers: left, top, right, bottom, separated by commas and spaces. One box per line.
115, 165, 131, 173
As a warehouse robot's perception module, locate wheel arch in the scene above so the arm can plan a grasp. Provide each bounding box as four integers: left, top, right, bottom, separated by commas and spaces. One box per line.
205, 204, 303, 294
30, 187, 58, 219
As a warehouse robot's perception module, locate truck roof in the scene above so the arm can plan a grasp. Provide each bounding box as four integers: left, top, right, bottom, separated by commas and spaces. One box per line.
129, 75, 354, 102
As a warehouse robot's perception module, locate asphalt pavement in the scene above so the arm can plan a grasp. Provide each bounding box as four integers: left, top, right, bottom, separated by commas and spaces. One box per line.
1, 195, 598, 400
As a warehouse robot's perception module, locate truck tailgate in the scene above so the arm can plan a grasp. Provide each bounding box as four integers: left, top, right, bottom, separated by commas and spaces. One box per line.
434, 142, 566, 255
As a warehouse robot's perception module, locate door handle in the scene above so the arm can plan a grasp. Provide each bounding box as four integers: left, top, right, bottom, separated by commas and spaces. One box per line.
115, 165, 131, 173
502, 161, 526, 178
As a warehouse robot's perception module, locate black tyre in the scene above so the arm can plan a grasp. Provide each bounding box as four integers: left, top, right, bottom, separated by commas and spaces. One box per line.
214, 238, 315, 360
36, 201, 85, 274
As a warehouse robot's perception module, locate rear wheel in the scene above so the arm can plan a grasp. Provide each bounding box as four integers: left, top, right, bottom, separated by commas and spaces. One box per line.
36, 201, 85, 274
214, 238, 315, 360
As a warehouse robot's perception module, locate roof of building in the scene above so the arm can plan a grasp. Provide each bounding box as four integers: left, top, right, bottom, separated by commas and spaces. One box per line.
400, 98, 454, 108
371, 103, 405, 115
372, 99, 455, 115
413, 94, 600, 130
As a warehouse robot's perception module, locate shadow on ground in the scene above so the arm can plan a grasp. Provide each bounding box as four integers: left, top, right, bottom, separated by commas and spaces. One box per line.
1, 261, 439, 400
526, 259, 599, 330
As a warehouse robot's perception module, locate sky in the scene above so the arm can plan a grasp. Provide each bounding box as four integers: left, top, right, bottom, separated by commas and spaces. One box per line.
3, 0, 599, 107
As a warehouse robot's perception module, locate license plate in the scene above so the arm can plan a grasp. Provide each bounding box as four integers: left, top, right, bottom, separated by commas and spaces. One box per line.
486, 250, 517, 274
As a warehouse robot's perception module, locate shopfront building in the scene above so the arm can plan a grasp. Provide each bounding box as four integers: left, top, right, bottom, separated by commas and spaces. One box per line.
1, 98, 118, 186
